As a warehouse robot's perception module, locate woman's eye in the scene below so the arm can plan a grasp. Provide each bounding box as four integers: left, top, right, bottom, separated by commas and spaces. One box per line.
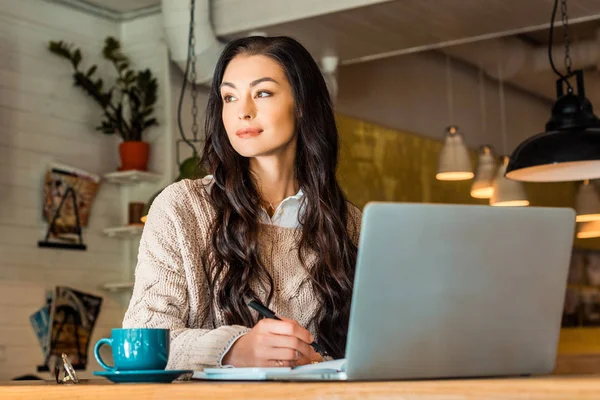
256, 90, 272, 98
223, 95, 236, 103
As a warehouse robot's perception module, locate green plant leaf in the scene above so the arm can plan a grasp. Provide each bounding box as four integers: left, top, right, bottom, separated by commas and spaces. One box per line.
48, 41, 73, 60
101, 91, 112, 108
51, 35, 158, 141
103, 36, 130, 67
103, 37, 120, 56
96, 120, 117, 134
124, 70, 135, 83
73, 49, 82, 69
136, 69, 158, 108
72, 72, 111, 109
129, 90, 142, 108
86, 65, 97, 77
143, 118, 158, 128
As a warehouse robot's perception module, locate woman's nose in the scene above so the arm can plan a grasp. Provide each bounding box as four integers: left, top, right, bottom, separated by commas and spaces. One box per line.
237, 98, 256, 120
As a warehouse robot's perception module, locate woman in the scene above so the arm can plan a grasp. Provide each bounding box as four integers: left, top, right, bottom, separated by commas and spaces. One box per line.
123, 36, 361, 370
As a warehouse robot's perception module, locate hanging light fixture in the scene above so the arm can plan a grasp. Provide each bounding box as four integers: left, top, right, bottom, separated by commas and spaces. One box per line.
471, 145, 497, 198
436, 126, 474, 181
471, 68, 497, 198
436, 56, 473, 181
490, 65, 529, 207
491, 156, 530, 207
575, 180, 600, 222
505, 0, 600, 182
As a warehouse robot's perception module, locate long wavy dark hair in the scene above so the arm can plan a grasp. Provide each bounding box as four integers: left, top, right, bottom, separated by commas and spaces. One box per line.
200, 36, 357, 359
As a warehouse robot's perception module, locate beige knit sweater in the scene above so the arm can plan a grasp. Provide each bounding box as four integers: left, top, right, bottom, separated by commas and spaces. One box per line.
122, 178, 362, 370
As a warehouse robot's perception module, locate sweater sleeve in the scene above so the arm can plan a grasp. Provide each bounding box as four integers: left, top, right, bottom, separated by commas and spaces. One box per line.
122, 184, 250, 370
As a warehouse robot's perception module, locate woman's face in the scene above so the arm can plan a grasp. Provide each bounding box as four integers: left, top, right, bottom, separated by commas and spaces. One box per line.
220, 54, 297, 158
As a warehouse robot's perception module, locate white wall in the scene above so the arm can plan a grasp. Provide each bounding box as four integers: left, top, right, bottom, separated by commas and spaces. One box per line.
118, 14, 173, 311
120, 14, 174, 190
0, 0, 166, 380
336, 51, 553, 155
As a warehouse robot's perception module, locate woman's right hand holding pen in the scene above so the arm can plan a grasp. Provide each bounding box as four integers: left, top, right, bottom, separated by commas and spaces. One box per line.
221, 317, 323, 367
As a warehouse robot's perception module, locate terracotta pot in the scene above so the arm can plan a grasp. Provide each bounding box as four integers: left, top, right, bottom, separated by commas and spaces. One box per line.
119, 141, 150, 171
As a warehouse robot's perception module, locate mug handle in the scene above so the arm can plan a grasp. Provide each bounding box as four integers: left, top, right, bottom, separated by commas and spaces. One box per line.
94, 338, 115, 371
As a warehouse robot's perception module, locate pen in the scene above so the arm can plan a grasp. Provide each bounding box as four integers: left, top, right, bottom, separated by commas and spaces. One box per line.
247, 299, 327, 357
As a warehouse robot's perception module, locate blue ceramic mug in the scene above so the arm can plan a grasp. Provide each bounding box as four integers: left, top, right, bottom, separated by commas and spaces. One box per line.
94, 328, 169, 371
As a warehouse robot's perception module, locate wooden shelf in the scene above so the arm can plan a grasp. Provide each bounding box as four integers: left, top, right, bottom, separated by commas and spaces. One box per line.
101, 282, 134, 292
103, 170, 162, 184
103, 225, 144, 238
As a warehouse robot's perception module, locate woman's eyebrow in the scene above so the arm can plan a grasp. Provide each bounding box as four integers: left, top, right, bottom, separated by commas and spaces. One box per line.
220, 77, 280, 90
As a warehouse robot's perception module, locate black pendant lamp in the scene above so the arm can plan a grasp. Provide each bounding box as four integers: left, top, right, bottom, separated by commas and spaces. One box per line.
505, 0, 600, 182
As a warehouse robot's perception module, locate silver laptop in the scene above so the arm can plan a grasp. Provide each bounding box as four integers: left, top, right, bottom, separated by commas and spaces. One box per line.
303, 202, 575, 381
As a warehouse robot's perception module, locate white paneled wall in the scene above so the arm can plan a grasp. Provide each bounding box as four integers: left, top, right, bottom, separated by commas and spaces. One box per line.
0, 1, 169, 380
120, 13, 175, 194
111, 14, 174, 311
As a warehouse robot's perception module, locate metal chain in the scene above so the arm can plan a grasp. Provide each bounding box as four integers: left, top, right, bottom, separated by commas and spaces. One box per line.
190, 0, 199, 144
561, 0, 572, 75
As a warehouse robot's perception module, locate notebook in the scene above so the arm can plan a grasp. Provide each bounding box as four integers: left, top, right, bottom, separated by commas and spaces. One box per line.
192, 358, 347, 381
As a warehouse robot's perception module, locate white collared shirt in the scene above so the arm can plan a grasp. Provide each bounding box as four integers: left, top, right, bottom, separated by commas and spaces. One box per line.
201, 175, 304, 228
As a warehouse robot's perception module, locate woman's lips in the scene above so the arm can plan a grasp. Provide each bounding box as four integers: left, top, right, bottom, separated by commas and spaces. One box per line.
236, 128, 263, 138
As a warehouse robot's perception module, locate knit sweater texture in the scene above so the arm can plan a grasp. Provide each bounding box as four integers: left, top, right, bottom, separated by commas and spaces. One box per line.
122, 178, 362, 370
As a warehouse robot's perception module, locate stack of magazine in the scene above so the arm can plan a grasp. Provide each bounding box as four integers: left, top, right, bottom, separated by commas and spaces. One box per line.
29, 286, 103, 370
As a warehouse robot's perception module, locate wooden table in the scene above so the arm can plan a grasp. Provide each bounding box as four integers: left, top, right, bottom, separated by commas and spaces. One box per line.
2, 375, 600, 400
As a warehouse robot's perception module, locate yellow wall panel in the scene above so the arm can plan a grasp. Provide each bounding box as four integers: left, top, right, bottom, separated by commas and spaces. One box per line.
336, 113, 599, 251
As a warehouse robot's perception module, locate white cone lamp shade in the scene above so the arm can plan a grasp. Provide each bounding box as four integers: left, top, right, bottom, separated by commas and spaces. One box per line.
490, 156, 530, 207
436, 126, 474, 181
575, 180, 600, 222
577, 220, 600, 239
470, 145, 497, 199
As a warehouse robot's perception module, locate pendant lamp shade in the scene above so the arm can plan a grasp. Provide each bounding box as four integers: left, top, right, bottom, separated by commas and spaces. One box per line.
577, 220, 600, 239
575, 180, 600, 222
506, 0, 600, 183
506, 72, 600, 182
490, 156, 530, 207
470, 145, 497, 199
436, 126, 474, 181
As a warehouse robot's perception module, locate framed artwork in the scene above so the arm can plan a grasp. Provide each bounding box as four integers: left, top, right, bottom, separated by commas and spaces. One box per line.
41, 163, 100, 240
562, 249, 600, 327
43, 287, 103, 370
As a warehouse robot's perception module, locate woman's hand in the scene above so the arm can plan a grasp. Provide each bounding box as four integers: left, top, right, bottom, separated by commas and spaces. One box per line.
222, 317, 323, 367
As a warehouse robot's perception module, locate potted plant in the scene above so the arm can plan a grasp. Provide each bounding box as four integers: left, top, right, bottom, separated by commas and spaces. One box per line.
49, 37, 158, 171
